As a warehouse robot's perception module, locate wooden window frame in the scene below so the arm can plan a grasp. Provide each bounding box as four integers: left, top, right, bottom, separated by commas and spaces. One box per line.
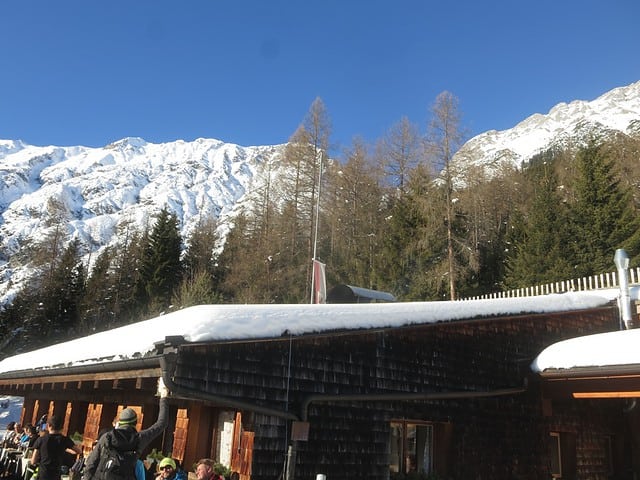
389, 420, 434, 475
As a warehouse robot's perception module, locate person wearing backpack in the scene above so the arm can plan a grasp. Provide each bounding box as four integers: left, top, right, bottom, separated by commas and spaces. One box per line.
83, 378, 170, 480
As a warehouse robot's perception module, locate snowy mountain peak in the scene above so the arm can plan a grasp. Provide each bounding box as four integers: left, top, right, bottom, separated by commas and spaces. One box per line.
1, 80, 640, 306
453, 80, 640, 176
0, 137, 286, 304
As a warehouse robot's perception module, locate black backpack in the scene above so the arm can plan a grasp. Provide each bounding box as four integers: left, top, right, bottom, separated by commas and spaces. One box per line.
97, 430, 140, 480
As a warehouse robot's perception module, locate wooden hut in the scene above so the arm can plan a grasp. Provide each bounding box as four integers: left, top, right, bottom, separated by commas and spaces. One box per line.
0, 291, 637, 480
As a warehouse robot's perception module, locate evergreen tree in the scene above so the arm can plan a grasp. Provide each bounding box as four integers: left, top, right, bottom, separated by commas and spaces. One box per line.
37, 237, 86, 341
375, 186, 423, 298
111, 225, 146, 326
183, 217, 220, 283
79, 247, 116, 334
137, 207, 183, 313
178, 217, 223, 307
456, 163, 521, 296
217, 211, 255, 302
568, 141, 640, 276
504, 157, 573, 287
382, 163, 452, 300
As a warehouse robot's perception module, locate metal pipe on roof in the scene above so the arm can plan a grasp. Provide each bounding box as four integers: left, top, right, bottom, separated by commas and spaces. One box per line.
614, 249, 634, 329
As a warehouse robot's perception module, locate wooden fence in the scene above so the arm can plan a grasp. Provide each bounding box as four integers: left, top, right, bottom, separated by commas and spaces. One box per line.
461, 267, 640, 300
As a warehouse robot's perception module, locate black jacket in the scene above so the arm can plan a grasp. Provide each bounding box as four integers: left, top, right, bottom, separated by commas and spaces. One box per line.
83, 398, 168, 480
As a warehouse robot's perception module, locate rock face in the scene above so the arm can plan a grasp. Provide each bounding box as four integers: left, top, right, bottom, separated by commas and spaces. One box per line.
452, 80, 640, 178
1, 80, 639, 304
0, 136, 285, 303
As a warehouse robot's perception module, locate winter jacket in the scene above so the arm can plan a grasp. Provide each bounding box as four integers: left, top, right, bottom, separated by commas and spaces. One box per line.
82, 398, 168, 480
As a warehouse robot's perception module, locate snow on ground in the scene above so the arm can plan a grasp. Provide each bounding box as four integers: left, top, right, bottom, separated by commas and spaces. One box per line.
0, 396, 24, 436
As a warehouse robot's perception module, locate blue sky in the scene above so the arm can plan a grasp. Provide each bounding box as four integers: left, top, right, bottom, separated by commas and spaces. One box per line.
1, 0, 639, 154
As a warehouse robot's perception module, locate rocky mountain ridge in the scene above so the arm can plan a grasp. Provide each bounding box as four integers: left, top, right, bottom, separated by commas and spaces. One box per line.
452, 80, 640, 177
1, 80, 639, 305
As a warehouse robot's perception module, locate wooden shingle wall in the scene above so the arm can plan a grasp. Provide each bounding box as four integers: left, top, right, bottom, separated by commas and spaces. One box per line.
174, 306, 624, 479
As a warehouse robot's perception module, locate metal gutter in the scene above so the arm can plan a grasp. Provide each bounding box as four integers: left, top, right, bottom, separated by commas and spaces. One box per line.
300, 384, 528, 421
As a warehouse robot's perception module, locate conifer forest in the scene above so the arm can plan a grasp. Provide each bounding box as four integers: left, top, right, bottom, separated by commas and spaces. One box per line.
2, 94, 640, 356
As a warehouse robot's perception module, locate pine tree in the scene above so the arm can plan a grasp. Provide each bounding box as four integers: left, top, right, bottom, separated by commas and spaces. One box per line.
456, 163, 521, 296
216, 211, 255, 302
111, 225, 146, 326
504, 157, 573, 287
183, 217, 220, 283
568, 141, 640, 276
375, 186, 423, 298
137, 207, 183, 313
178, 217, 223, 307
40, 237, 86, 340
79, 247, 116, 334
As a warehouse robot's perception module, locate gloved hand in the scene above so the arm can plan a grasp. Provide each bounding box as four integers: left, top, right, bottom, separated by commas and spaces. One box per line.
157, 377, 170, 398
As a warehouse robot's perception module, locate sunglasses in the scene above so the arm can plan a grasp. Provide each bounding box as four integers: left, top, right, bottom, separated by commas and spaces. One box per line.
160, 466, 174, 471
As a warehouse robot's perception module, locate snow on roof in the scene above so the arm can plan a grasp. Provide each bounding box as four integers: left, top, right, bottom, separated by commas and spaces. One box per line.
0, 289, 621, 376
531, 327, 640, 373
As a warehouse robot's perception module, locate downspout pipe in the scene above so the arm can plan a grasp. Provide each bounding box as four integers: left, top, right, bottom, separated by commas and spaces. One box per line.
614, 249, 634, 329
159, 352, 299, 421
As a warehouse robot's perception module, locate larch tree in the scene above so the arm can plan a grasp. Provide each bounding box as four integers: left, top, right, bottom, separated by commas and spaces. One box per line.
375, 116, 423, 195
325, 137, 383, 288
425, 91, 466, 300
280, 97, 332, 301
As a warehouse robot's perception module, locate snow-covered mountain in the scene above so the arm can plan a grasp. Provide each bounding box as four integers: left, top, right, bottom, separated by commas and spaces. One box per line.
452, 80, 640, 177
1, 80, 639, 307
0, 137, 285, 304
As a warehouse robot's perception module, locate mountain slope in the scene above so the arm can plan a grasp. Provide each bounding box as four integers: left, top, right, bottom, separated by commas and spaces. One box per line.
452, 80, 640, 176
1, 80, 639, 306
0, 137, 285, 304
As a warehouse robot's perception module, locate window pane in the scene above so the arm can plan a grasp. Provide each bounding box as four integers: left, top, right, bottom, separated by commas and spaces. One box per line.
389, 421, 435, 475
549, 432, 561, 478
415, 425, 433, 473
406, 424, 417, 472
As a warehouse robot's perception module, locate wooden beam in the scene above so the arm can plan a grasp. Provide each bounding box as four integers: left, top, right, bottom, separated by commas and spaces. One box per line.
0, 367, 161, 387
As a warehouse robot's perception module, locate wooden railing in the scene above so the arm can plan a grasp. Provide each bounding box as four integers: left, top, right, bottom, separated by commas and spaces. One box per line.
461, 267, 640, 300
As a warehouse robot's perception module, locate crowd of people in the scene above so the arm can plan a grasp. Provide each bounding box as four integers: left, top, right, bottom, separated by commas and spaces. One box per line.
1, 422, 40, 450
0, 379, 238, 480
